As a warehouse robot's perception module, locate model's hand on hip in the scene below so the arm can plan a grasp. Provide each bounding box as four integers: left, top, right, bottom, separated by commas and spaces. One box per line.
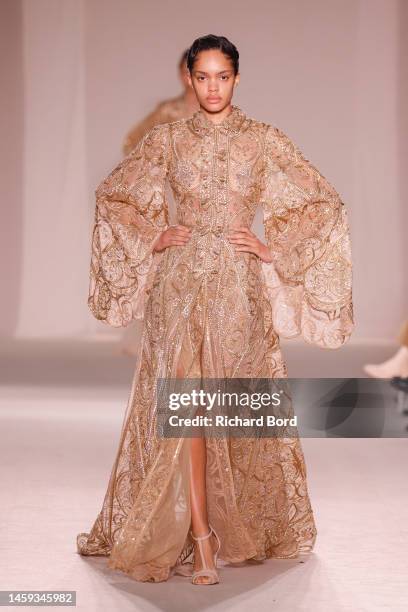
227, 226, 273, 263
153, 225, 192, 252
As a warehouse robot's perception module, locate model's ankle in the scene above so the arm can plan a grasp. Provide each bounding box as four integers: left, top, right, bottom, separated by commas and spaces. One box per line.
191, 524, 211, 538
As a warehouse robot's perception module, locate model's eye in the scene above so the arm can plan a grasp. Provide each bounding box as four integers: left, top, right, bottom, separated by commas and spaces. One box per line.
197, 76, 206, 81
220, 75, 229, 80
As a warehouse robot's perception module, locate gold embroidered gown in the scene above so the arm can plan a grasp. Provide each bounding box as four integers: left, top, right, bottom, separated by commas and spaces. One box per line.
76, 105, 354, 582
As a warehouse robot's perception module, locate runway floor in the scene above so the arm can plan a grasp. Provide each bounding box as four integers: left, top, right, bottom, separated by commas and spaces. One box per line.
1, 338, 407, 611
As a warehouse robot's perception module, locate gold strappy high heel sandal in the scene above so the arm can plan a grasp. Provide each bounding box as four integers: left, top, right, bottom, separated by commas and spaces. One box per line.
191, 525, 221, 585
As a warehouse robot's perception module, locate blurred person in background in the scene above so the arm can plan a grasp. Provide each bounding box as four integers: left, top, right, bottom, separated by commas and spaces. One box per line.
122, 48, 199, 156
364, 319, 408, 378
119, 48, 199, 357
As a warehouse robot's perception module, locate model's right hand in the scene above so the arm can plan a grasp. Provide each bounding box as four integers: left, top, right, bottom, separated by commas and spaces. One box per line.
153, 225, 192, 252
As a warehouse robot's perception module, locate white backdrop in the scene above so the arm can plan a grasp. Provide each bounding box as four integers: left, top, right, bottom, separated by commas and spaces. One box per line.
16, 0, 90, 337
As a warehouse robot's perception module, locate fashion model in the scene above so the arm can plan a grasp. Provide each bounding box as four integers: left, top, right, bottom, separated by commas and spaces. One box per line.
77, 34, 354, 585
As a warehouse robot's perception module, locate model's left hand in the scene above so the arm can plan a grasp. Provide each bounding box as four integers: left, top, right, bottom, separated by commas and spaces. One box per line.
227, 226, 273, 264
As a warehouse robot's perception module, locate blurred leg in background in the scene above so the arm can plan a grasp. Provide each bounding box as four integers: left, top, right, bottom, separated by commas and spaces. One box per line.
364, 319, 408, 378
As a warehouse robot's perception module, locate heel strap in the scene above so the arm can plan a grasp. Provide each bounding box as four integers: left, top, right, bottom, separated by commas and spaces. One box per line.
191, 528, 212, 542
191, 525, 220, 584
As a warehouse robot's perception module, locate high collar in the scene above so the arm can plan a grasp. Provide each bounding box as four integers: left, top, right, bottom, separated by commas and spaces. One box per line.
189, 104, 248, 137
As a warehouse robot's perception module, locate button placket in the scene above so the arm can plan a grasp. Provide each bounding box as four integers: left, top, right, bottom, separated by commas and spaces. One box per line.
200, 134, 214, 210
215, 130, 229, 209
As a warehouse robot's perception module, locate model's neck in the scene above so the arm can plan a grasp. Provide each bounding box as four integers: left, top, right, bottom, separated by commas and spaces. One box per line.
200, 104, 233, 126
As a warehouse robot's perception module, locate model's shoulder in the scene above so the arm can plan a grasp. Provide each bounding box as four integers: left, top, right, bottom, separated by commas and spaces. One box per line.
138, 123, 172, 151
245, 116, 269, 130
248, 117, 285, 135
241, 115, 282, 137
257, 122, 295, 148
143, 118, 191, 146
167, 115, 189, 127
164, 116, 191, 135
144, 121, 171, 137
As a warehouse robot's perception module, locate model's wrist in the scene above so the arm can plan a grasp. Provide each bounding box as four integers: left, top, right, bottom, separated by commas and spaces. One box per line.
258, 243, 273, 264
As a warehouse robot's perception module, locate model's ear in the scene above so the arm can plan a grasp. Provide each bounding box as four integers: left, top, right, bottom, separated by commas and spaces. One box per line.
234, 73, 240, 87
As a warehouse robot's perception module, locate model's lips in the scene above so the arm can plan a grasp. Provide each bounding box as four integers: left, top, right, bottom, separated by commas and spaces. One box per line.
207, 97, 221, 102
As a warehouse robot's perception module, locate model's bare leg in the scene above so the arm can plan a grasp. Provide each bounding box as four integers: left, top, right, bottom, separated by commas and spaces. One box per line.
189, 435, 219, 584
176, 358, 218, 584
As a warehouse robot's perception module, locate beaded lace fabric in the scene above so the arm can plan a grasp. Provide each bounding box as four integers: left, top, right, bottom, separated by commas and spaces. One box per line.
77, 105, 354, 582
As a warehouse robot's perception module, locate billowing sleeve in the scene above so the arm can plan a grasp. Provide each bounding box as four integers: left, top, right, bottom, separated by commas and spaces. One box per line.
88, 123, 170, 327
259, 125, 354, 349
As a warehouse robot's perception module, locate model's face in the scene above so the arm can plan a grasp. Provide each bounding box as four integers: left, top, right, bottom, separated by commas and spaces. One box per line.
187, 49, 239, 112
